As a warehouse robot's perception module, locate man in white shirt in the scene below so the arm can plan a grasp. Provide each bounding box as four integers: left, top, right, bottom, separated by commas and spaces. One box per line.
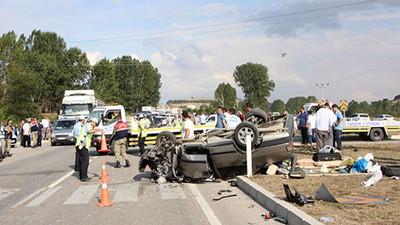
226, 109, 242, 128
182, 111, 194, 139
42, 115, 50, 141
315, 103, 337, 150
22, 119, 31, 147
200, 112, 207, 125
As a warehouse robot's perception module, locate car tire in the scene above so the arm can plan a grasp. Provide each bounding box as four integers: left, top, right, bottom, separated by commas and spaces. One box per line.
381, 164, 400, 177
156, 131, 176, 148
245, 108, 268, 126
51, 142, 56, 146
369, 128, 383, 142
234, 122, 259, 150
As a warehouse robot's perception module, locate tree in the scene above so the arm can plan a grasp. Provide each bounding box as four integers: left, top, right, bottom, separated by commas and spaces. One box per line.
233, 62, 275, 110
285, 96, 308, 114
89, 58, 118, 103
270, 99, 285, 113
214, 83, 237, 109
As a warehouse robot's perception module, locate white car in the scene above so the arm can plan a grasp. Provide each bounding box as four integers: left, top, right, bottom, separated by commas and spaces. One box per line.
375, 114, 395, 121
350, 113, 370, 121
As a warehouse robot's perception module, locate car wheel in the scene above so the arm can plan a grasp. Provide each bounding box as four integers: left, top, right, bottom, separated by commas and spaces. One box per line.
156, 131, 176, 148
245, 108, 268, 126
51, 142, 56, 146
234, 122, 259, 150
381, 164, 400, 177
369, 128, 383, 142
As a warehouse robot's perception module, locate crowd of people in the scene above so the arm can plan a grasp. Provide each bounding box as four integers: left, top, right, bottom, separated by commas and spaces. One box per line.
0, 116, 52, 162
298, 102, 343, 151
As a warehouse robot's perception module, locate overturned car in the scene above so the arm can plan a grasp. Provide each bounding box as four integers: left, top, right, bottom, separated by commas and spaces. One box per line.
139, 109, 295, 182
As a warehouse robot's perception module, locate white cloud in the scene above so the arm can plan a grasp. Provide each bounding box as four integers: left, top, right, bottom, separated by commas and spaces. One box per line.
130, 54, 141, 60
85, 51, 103, 66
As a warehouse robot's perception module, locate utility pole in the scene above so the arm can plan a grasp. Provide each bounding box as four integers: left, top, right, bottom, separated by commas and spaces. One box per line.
316, 83, 329, 101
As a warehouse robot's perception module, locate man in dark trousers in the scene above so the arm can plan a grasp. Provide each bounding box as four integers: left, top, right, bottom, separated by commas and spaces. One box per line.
298, 106, 309, 145
75, 118, 103, 182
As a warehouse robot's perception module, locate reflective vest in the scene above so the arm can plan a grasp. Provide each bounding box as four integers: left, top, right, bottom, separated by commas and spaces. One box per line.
139, 118, 150, 138
75, 123, 92, 150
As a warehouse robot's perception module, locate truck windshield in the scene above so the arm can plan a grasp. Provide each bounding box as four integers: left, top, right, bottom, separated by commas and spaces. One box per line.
88, 110, 104, 123
62, 104, 92, 116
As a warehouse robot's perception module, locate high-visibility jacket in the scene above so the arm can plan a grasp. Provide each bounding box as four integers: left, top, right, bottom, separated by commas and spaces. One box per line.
139, 118, 150, 138
75, 123, 93, 150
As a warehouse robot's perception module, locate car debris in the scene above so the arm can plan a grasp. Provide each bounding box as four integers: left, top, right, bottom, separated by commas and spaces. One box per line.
217, 189, 232, 195
212, 194, 237, 201
138, 109, 295, 183
283, 184, 315, 206
361, 164, 382, 187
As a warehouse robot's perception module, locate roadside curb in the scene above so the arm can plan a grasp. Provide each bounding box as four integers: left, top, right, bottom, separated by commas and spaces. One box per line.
389, 135, 400, 140
237, 176, 322, 225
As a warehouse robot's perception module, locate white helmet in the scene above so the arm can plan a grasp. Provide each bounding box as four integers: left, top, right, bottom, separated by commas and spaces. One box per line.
91, 118, 99, 124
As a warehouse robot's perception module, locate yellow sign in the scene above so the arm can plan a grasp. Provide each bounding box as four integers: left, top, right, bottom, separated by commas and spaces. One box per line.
340, 100, 348, 112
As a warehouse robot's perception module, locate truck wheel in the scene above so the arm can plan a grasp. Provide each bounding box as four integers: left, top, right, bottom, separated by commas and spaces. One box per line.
245, 108, 268, 126
369, 128, 383, 142
234, 122, 259, 150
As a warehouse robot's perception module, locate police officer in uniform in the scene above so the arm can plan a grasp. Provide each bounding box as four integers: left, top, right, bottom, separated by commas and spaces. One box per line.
75, 118, 103, 182
4, 120, 14, 157
138, 114, 150, 156
110, 114, 130, 168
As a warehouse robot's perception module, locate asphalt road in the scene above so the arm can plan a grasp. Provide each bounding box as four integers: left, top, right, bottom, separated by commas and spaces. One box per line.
0, 142, 279, 225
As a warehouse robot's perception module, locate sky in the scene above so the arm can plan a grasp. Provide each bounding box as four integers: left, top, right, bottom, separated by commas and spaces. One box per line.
1, 0, 400, 104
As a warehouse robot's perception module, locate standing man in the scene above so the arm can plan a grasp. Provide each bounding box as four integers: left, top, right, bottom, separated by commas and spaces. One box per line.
245, 102, 253, 112
37, 121, 43, 147
138, 114, 150, 156
30, 117, 39, 148
42, 116, 50, 141
182, 111, 194, 139
22, 119, 31, 148
4, 120, 14, 157
72, 117, 85, 171
315, 103, 336, 150
332, 104, 344, 150
200, 112, 207, 125
226, 108, 242, 128
75, 118, 103, 182
298, 107, 309, 145
216, 106, 226, 128
0, 122, 6, 157
20, 120, 25, 147
173, 114, 181, 127
111, 114, 130, 168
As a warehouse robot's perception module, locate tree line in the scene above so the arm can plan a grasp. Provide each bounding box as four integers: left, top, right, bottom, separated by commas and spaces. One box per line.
0, 30, 161, 122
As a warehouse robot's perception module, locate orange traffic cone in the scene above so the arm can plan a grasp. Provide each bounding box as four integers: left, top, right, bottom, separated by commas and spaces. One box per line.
98, 160, 111, 182
96, 182, 115, 207
98, 133, 110, 153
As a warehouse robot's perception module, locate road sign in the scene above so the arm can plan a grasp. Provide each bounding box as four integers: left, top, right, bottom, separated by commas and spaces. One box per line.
340, 100, 348, 112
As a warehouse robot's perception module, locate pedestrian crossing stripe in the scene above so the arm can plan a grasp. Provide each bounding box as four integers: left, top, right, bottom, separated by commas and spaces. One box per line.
3, 182, 188, 208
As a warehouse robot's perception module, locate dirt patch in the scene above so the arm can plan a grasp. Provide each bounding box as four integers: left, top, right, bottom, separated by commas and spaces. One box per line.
252, 143, 400, 225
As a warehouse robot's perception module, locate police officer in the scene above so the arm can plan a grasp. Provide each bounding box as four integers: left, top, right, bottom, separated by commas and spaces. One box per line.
138, 114, 150, 156
111, 114, 130, 168
75, 118, 103, 182
72, 117, 85, 171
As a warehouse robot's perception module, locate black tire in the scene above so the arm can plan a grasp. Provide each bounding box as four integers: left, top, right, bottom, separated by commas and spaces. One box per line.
381, 164, 400, 177
51, 142, 56, 146
233, 122, 259, 149
156, 131, 176, 148
369, 128, 383, 142
245, 108, 268, 126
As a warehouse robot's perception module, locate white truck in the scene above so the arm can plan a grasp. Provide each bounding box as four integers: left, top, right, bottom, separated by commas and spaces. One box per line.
59, 90, 104, 119
87, 105, 215, 154
303, 102, 400, 141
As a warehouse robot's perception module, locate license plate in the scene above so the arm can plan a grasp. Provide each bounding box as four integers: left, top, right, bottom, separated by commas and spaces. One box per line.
58, 137, 66, 140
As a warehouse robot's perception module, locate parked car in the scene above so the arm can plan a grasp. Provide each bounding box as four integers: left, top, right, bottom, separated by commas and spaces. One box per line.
51, 119, 77, 146
375, 114, 395, 121
139, 109, 295, 182
350, 113, 370, 121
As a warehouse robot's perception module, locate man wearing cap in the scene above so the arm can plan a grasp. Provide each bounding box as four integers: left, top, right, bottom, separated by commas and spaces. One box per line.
75, 118, 103, 182
138, 114, 150, 156
110, 114, 130, 168
72, 117, 85, 171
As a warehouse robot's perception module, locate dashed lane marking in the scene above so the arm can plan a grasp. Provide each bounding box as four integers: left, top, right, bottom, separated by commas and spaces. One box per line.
113, 182, 139, 202
26, 186, 62, 207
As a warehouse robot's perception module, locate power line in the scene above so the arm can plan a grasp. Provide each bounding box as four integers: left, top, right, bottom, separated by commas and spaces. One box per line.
68, 0, 383, 44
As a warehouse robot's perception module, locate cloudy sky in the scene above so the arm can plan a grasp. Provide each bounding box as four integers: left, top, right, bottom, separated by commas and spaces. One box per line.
1, 0, 400, 104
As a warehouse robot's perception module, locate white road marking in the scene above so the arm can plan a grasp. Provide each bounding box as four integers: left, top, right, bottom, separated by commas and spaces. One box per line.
0, 188, 19, 201
159, 184, 186, 200
63, 184, 99, 205
113, 182, 139, 202
188, 184, 222, 225
26, 186, 62, 207
48, 170, 74, 188
11, 188, 45, 208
